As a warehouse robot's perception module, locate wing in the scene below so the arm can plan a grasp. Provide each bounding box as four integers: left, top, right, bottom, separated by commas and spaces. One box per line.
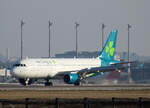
77, 65, 126, 79
53, 61, 134, 81
78, 61, 137, 80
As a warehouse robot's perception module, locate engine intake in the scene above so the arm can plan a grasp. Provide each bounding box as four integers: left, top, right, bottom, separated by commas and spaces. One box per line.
64, 73, 79, 84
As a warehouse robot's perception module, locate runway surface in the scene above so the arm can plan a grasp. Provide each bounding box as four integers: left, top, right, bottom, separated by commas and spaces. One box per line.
0, 83, 150, 91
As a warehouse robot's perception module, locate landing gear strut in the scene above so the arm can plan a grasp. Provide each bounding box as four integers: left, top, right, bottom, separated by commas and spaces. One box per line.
25, 78, 30, 86
19, 78, 32, 86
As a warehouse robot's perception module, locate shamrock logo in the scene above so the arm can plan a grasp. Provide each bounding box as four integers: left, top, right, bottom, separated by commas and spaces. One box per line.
52, 60, 56, 64
106, 41, 115, 57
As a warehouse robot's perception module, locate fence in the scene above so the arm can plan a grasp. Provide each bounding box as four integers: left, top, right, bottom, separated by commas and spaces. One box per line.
0, 97, 150, 108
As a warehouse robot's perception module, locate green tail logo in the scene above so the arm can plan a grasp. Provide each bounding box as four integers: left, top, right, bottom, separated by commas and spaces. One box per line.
105, 41, 115, 57
100, 30, 118, 62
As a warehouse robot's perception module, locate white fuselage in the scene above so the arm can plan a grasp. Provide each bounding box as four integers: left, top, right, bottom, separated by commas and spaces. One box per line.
11, 58, 101, 79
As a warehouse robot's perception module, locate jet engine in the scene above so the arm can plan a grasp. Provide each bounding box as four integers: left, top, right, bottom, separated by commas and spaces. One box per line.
64, 73, 79, 84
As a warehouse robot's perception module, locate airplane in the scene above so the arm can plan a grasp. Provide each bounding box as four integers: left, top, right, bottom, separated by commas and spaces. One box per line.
10, 30, 128, 86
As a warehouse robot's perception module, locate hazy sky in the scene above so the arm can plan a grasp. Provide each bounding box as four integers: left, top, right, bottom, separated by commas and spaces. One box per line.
0, 0, 150, 58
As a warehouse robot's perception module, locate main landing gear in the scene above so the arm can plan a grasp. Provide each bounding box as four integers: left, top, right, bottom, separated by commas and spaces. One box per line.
45, 78, 53, 86
74, 81, 82, 86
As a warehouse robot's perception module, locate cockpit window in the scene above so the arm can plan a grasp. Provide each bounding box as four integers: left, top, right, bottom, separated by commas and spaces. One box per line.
13, 64, 26, 67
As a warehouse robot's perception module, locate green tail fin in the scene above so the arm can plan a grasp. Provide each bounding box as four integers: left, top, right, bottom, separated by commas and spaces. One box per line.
100, 30, 118, 61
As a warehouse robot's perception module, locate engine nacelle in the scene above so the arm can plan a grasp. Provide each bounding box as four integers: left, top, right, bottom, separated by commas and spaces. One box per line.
18, 78, 33, 86
64, 73, 79, 84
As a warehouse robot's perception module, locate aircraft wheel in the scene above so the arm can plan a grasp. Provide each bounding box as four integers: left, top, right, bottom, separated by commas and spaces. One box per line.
45, 82, 53, 86
19, 78, 32, 86
74, 82, 81, 86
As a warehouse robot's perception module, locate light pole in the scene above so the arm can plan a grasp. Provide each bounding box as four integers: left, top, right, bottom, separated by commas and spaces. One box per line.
101, 23, 105, 49
75, 22, 79, 58
6, 48, 10, 60
21, 20, 25, 60
127, 24, 132, 62
127, 24, 132, 83
48, 20, 53, 58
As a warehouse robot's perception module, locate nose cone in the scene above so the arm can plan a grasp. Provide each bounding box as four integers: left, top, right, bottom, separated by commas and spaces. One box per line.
10, 66, 27, 78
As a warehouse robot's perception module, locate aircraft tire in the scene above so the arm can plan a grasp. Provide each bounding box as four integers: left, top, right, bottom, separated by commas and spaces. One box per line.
45, 82, 53, 86
74, 81, 81, 86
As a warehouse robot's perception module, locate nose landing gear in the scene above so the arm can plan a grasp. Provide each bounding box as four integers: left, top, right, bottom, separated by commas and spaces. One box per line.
19, 78, 32, 86
25, 78, 30, 86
